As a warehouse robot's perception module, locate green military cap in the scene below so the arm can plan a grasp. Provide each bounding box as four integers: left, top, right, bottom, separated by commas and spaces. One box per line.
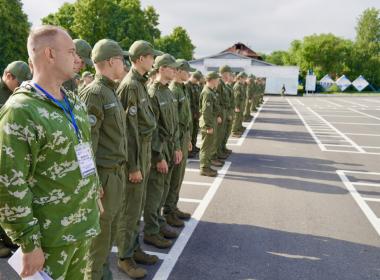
153, 54, 182, 69
176, 59, 196, 72
205, 71, 220, 81
73, 39, 93, 66
82, 71, 93, 78
129, 40, 162, 61
5, 61, 32, 83
91, 39, 129, 64
237, 72, 247, 79
249, 74, 256, 79
219, 65, 232, 74
191, 70, 203, 80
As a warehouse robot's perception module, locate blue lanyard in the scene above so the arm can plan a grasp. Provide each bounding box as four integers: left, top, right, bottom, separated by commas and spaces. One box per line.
33, 82, 81, 141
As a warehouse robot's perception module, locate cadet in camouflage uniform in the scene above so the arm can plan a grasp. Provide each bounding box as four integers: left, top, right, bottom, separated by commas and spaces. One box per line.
143, 54, 182, 250
231, 72, 247, 137
63, 39, 93, 93
0, 26, 100, 279
244, 75, 255, 121
79, 39, 128, 280
218, 65, 234, 156
186, 71, 203, 158
164, 59, 194, 227
0, 60, 32, 258
199, 72, 221, 177
116, 41, 159, 279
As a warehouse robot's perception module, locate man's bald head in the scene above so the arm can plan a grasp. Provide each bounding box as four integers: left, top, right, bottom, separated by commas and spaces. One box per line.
27, 25, 71, 63
27, 25, 78, 83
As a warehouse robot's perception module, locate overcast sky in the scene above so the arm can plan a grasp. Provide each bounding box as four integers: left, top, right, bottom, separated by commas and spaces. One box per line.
22, 0, 379, 58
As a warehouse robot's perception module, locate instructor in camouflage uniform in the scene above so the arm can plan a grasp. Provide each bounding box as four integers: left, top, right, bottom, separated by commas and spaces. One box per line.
0, 25, 100, 279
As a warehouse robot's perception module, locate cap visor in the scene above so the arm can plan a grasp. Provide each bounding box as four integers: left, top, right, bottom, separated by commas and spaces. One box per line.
153, 50, 164, 56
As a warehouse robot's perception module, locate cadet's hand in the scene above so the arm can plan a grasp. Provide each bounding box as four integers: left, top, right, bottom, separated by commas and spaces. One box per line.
21, 247, 45, 278
217, 117, 222, 124
99, 187, 104, 199
157, 160, 169, 174
206, 128, 214, 135
129, 170, 143, 183
235, 108, 240, 113
188, 142, 193, 152
174, 150, 183, 165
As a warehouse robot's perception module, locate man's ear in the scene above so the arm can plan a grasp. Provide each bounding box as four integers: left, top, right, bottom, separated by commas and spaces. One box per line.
5, 72, 16, 81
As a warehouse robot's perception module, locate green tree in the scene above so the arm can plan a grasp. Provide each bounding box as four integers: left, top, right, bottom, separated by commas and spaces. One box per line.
154, 27, 195, 60
352, 8, 380, 87
0, 0, 30, 71
41, 3, 77, 37
286, 34, 353, 79
266, 50, 289, 65
42, 0, 162, 50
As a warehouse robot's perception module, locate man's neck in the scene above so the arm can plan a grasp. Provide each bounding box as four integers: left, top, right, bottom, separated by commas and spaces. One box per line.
33, 71, 64, 100
157, 75, 169, 86
133, 64, 146, 76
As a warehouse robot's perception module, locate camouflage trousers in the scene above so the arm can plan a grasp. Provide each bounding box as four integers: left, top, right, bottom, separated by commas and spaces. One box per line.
43, 239, 91, 280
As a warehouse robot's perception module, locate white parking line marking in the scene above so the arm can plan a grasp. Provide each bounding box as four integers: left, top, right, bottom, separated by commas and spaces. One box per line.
179, 198, 202, 203
182, 181, 212, 186
337, 170, 380, 237
185, 168, 200, 172
153, 162, 231, 280
345, 133, 380, 137
111, 247, 168, 260
348, 108, 380, 121
307, 107, 365, 153
322, 100, 344, 107
232, 98, 268, 146
329, 122, 380, 125
352, 182, 380, 187
363, 198, 380, 203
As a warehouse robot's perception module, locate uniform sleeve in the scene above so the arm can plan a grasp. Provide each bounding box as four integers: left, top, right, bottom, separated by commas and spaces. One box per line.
79, 90, 104, 155
149, 92, 164, 163
118, 84, 141, 173
234, 85, 242, 109
0, 108, 42, 253
201, 92, 214, 129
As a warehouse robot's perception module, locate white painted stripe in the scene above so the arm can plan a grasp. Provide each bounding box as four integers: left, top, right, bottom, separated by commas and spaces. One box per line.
111, 246, 167, 260
185, 168, 200, 172
307, 107, 365, 153
295, 99, 305, 106
287, 99, 326, 151
340, 170, 380, 175
324, 144, 354, 147
352, 182, 380, 187
336, 170, 380, 237
345, 133, 380, 137
153, 162, 231, 280
348, 108, 380, 121
363, 197, 380, 202
319, 115, 367, 118
361, 146, 380, 149
329, 122, 380, 125
234, 98, 268, 146
339, 100, 369, 108
179, 198, 202, 203
182, 181, 212, 186
322, 100, 344, 107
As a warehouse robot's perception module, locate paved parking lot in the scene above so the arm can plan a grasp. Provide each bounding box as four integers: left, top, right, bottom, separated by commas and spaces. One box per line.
1, 96, 379, 280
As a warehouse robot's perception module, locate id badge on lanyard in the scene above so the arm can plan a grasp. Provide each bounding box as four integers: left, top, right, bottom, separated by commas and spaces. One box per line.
74, 142, 97, 178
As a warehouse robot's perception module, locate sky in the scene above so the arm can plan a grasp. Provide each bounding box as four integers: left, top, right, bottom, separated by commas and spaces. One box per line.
21, 0, 380, 58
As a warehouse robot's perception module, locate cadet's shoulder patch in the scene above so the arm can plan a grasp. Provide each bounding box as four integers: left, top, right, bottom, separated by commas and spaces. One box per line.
88, 114, 97, 126
128, 106, 137, 116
